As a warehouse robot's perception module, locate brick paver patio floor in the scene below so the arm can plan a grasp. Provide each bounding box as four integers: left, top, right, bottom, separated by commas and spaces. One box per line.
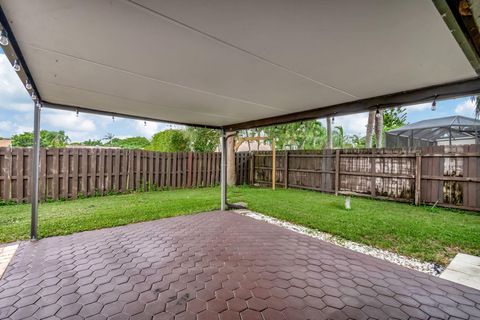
0, 211, 479, 320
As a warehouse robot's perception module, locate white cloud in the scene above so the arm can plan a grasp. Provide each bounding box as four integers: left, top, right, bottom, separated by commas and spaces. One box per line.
13, 125, 33, 134
0, 54, 32, 113
133, 120, 161, 138
454, 99, 476, 116
319, 113, 369, 136
0, 121, 12, 131
42, 110, 96, 132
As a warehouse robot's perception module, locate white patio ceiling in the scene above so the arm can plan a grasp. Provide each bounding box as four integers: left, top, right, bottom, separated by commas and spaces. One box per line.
0, 0, 478, 128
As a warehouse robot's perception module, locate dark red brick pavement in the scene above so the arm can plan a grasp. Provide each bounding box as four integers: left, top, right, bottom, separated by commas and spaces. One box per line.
0, 211, 479, 319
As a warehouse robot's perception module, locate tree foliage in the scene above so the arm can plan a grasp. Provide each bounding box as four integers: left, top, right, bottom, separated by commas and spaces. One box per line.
110, 137, 150, 149
185, 127, 220, 152
383, 107, 407, 132
241, 120, 327, 150
146, 129, 189, 152
11, 130, 70, 147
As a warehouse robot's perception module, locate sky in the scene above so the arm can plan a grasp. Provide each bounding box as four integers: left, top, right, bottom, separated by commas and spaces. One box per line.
0, 48, 478, 142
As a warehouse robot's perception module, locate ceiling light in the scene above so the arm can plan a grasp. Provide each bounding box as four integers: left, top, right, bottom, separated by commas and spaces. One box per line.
25, 79, 32, 90
431, 96, 437, 111
375, 109, 381, 118
0, 30, 8, 46
12, 59, 21, 72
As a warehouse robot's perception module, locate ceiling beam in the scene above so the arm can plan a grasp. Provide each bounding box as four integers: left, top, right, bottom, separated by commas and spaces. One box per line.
223, 77, 480, 131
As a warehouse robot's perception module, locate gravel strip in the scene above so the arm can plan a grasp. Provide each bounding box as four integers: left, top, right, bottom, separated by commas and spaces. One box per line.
233, 209, 444, 276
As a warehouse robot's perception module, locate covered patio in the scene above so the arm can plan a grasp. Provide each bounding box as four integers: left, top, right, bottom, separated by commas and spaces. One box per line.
1, 211, 479, 320
1, 0, 480, 319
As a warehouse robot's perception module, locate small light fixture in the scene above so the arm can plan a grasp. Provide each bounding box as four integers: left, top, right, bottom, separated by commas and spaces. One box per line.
31, 92, 37, 100
0, 29, 8, 46
112, 115, 115, 122
25, 79, 32, 90
431, 96, 437, 111
12, 59, 21, 72
375, 109, 381, 118
76, 109, 79, 117
144, 121, 147, 127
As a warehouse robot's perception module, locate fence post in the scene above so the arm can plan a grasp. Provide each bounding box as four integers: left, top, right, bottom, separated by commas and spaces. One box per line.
272, 141, 276, 190
187, 152, 193, 187
284, 151, 289, 189
335, 149, 340, 195
371, 149, 376, 197
415, 152, 422, 205
249, 153, 255, 185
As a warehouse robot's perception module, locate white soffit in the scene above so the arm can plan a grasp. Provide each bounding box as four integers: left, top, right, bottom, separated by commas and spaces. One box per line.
0, 0, 477, 127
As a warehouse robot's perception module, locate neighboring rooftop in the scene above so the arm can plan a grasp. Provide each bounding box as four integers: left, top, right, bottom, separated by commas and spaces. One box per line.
0, 139, 11, 147
386, 115, 480, 148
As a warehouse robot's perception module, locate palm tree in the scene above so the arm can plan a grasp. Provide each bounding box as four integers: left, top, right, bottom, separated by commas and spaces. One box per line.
365, 111, 375, 148
326, 117, 333, 149
472, 96, 480, 144
333, 125, 351, 148
102, 133, 115, 146
375, 110, 384, 148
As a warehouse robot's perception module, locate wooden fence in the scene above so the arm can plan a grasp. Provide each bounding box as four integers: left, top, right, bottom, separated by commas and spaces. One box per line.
2, 146, 479, 211
0, 148, 223, 203
241, 145, 480, 211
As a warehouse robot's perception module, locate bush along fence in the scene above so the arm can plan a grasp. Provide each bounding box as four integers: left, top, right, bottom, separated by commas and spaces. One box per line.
0, 148, 223, 203
238, 144, 480, 212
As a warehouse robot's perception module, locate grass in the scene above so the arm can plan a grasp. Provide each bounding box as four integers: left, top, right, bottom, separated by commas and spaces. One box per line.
229, 187, 480, 266
0, 186, 479, 265
0, 188, 220, 243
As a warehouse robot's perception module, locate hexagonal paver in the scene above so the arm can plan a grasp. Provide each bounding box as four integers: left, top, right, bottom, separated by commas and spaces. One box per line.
207, 298, 227, 313
0, 211, 479, 320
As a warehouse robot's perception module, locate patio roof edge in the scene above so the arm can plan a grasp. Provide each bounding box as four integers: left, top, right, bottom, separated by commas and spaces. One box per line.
223, 77, 480, 131
42, 102, 222, 130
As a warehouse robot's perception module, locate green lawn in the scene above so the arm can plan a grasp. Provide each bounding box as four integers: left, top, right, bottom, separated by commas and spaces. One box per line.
1, 186, 479, 265
0, 188, 220, 243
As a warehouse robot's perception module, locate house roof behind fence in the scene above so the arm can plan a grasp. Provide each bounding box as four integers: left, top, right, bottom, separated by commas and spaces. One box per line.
387, 115, 480, 140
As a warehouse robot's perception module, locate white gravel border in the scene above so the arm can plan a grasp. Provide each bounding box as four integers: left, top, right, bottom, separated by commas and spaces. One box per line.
233, 209, 444, 276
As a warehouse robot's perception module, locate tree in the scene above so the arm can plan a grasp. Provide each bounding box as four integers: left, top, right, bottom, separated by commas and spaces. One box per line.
471, 96, 480, 144
81, 139, 104, 147
185, 127, 220, 152
365, 111, 375, 148
226, 132, 236, 186
146, 129, 189, 152
326, 117, 333, 149
11, 130, 70, 147
375, 110, 384, 148
262, 120, 327, 150
102, 133, 115, 146
110, 137, 150, 149
333, 125, 351, 148
383, 107, 407, 131
351, 135, 366, 148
